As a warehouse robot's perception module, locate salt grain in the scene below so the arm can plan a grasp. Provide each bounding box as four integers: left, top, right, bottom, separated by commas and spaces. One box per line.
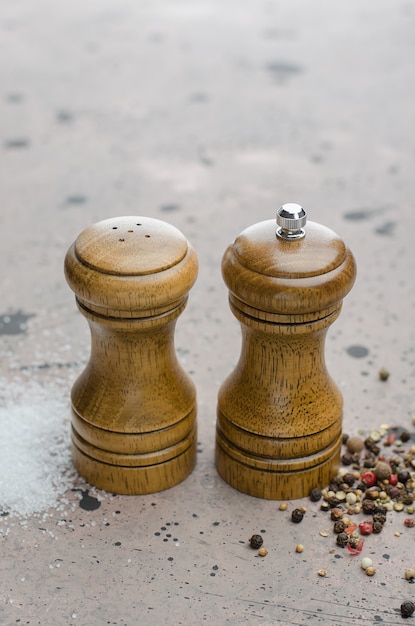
0, 379, 76, 518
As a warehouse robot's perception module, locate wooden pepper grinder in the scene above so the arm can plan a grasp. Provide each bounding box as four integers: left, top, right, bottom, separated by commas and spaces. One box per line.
64, 216, 198, 494
216, 204, 356, 499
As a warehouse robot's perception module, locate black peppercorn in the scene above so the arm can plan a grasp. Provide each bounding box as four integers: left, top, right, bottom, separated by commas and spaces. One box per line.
342, 472, 356, 487
336, 532, 349, 547
309, 488, 322, 502
398, 470, 411, 484
374, 505, 387, 515
372, 521, 383, 534
341, 451, 354, 466
364, 436, 374, 450
342, 433, 349, 445
400, 601, 415, 618
364, 438, 380, 455
373, 513, 387, 525
362, 500, 377, 515
355, 482, 367, 492
364, 448, 377, 459
370, 437, 381, 451
400, 431, 411, 443
328, 496, 341, 508
249, 534, 263, 549
333, 520, 346, 534
291, 509, 304, 523
320, 501, 330, 512
401, 493, 414, 505
330, 476, 344, 489
388, 486, 401, 499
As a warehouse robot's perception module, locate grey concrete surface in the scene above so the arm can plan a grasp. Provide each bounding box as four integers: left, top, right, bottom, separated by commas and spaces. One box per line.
1, 0, 414, 624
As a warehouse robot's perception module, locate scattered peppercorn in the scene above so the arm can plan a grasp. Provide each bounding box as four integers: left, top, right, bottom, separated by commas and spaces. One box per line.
373, 512, 387, 525
258, 547, 268, 557
330, 507, 344, 521
279, 502, 288, 511
404, 568, 415, 581
361, 472, 376, 487
317, 569, 327, 577
291, 508, 304, 523
342, 472, 356, 487
327, 495, 341, 508
364, 487, 380, 500
249, 534, 263, 549
398, 470, 411, 483
341, 451, 354, 466
378, 367, 390, 381
333, 520, 347, 534
309, 488, 322, 502
400, 601, 415, 618
362, 500, 377, 515
336, 532, 349, 547
307, 424, 415, 565
388, 474, 398, 486
389, 486, 402, 500
359, 520, 373, 535
295, 544, 304, 553
346, 436, 364, 454
361, 557, 373, 571
372, 521, 383, 534
364, 438, 381, 455
365, 566, 376, 576
348, 536, 360, 549
373, 461, 391, 481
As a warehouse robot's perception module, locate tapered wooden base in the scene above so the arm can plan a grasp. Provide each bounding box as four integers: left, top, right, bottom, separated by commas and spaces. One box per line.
71, 417, 197, 494
215, 423, 341, 500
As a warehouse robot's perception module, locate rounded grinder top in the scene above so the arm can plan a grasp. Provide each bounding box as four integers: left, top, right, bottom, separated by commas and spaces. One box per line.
222, 203, 356, 320
65, 216, 198, 318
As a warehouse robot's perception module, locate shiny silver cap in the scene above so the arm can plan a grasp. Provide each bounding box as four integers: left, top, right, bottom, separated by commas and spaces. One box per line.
276, 203, 307, 240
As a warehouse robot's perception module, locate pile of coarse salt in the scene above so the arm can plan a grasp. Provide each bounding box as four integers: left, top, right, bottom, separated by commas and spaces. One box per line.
0, 379, 77, 519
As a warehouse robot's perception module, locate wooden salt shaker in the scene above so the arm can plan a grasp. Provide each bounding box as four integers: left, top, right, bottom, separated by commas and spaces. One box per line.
64, 216, 198, 494
216, 204, 356, 499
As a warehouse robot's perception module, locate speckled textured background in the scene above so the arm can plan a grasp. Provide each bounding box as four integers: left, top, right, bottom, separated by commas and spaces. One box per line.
1, 1, 414, 624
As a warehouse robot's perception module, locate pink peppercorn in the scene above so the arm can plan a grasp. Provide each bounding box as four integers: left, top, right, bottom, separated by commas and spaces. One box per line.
359, 520, 373, 535
388, 474, 398, 486
361, 472, 376, 487
404, 518, 415, 528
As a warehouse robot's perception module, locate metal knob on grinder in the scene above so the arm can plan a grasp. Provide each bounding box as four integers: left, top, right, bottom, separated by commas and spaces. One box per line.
276, 203, 307, 240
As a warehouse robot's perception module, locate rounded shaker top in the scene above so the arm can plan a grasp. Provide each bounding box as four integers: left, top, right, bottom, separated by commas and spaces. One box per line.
222, 204, 356, 320
65, 216, 198, 318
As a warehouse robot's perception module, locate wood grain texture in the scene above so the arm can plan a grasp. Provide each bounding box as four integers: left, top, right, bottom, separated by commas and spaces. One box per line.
64, 216, 198, 494
216, 219, 356, 500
